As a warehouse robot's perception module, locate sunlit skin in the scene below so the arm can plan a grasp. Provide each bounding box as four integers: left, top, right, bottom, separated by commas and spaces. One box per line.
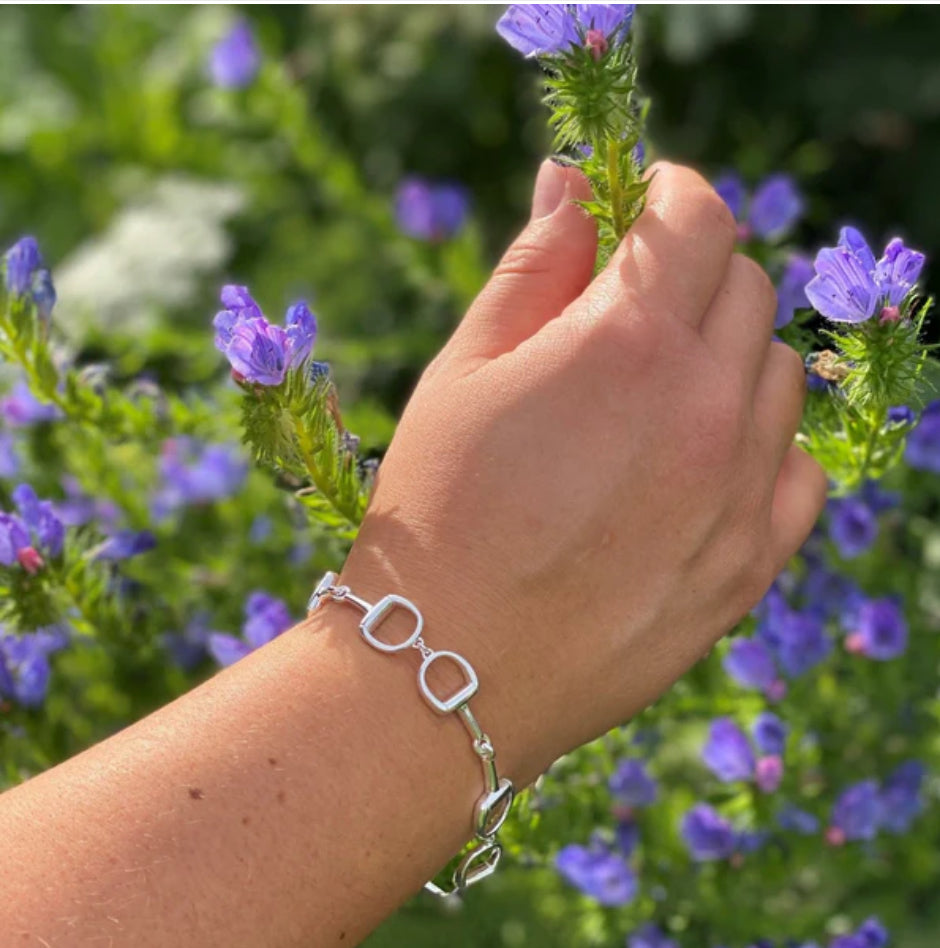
0, 161, 825, 947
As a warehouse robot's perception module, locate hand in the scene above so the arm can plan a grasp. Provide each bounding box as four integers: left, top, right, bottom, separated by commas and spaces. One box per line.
342, 159, 827, 786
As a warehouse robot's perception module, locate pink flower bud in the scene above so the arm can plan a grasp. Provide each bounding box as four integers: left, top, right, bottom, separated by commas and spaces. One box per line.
845, 632, 866, 655
825, 826, 846, 847
16, 546, 44, 574
736, 222, 753, 243
584, 28, 608, 59
755, 755, 784, 793
879, 305, 901, 324
611, 803, 635, 822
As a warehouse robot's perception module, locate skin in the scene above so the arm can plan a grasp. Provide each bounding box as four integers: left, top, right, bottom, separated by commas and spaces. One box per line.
0, 161, 826, 947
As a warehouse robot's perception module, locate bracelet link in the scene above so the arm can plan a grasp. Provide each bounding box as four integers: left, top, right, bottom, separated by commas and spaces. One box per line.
307, 571, 514, 899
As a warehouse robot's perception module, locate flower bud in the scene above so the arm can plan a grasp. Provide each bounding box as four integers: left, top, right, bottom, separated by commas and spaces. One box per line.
16, 546, 44, 574
584, 28, 608, 59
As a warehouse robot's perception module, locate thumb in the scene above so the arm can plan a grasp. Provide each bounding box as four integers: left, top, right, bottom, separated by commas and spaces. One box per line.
450, 160, 598, 362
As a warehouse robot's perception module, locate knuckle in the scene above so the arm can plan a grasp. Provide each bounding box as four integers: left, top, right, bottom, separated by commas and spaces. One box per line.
493, 227, 556, 280
730, 253, 777, 311
694, 185, 738, 249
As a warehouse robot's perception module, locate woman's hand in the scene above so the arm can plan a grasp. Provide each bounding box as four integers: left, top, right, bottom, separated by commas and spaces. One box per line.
343, 159, 827, 786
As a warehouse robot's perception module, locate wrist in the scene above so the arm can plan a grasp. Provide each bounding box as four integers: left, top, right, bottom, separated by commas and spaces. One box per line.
336, 537, 548, 789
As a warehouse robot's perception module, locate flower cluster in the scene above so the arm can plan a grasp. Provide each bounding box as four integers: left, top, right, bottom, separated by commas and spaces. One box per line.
828, 762, 924, 843
554, 758, 656, 906
806, 227, 925, 324
496, 4, 636, 59
213, 286, 317, 387
702, 715, 786, 793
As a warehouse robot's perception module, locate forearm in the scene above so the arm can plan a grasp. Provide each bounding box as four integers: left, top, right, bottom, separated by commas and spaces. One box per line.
0, 561, 510, 947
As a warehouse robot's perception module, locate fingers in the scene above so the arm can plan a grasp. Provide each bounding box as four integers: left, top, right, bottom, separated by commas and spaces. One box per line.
769, 444, 828, 571
450, 160, 597, 362
700, 254, 778, 390
583, 162, 737, 331
754, 342, 807, 467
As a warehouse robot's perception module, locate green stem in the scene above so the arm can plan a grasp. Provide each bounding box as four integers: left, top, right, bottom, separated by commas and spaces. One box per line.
290, 415, 362, 528
856, 407, 885, 486
606, 138, 625, 241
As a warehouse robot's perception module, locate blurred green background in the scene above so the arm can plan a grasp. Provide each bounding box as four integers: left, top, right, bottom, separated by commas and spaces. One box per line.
2, 5, 939, 945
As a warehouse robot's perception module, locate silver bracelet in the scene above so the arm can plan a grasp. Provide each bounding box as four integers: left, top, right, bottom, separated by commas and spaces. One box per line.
307, 571, 515, 899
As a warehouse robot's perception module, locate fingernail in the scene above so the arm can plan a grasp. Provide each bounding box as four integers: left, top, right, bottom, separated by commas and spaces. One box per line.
530, 159, 568, 220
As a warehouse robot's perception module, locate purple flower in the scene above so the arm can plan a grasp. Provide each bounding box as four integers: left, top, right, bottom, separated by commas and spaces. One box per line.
681, 804, 737, 861
0, 512, 31, 567
827, 496, 878, 559
770, 610, 831, 678
846, 598, 907, 661
805, 227, 925, 323
749, 175, 805, 241
800, 564, 864, 622
905, 400, 940, 473
213, 286, 317, 386
887, 405, 915, 426
0, 627, 67, 707
856, 918, 888, 948
3, 237, 56, 321
609, 759, 657, 807
4, 236, 41, 296
753, 712, 788, 756
628, 924, 679, 948
703, 718, 755, 782
878, 761, 924, 834
830, 780, 880, 843
209, 20, 259, 89
723, 637, 783, 698
777, 805, 820, 835
11, 484, 64, 557
207, 631, 252, 667
208, 591, 293, 667
0, 379, 62, 427
775, 254, 814, 329
394, 178, 470, 242
285, 302, 317, 366
153, 439, 247, 517
242, 591, 293, 648
830, 939, 864, 948
713, 172, 803, 242
92, 530, 157, 562
496, 4, 635, 58
713, 173, 746, 221
554, 842, 637, 906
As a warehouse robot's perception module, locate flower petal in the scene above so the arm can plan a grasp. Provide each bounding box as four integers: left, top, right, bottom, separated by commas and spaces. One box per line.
805, 246, 879, 323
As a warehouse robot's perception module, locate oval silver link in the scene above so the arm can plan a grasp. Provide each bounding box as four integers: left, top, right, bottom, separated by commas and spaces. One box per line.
454, 840, 502, 890
474, 778, 515, 839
